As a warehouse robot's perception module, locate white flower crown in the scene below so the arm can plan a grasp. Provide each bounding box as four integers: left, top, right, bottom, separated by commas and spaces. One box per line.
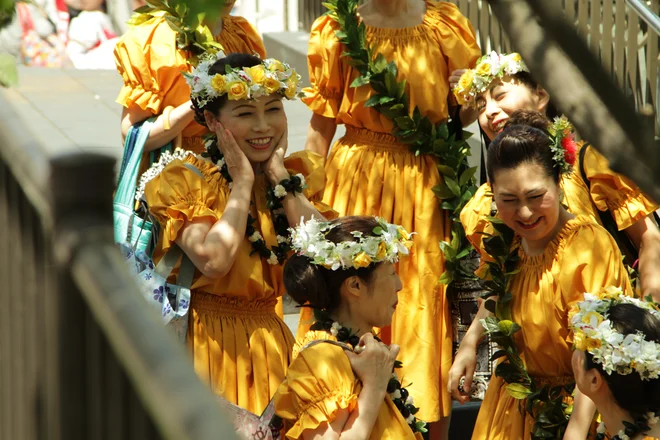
183, 51, 303, 107
453, 51, 529, 106
289, 218, 414, 270
569, 286, 660, 380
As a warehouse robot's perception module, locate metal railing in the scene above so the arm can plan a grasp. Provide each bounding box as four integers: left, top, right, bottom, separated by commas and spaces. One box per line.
298, 0, 325, 31
0, 91, 237, 439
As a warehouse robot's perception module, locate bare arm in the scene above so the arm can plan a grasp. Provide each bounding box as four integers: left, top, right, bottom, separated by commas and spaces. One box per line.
175, 179, 253, 278
304, 113, 337, 159
120, 101, 196, 152
563, 387, 596, 440
624, 214, 660, 301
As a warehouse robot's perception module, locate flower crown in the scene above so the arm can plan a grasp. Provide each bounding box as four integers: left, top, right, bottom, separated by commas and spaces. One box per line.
569, 286, 660, 380
453, 51, 529, 106
547, 116, 578, 175
289, 218, 414, 270
184, 51, 303, 107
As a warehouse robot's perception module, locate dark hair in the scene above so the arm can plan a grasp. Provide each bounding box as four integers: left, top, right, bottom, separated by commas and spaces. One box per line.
584, 303, 660, 416
283, 216, 383, 313
190, 53, 263, 127
511, 72, 560, 120
486, 124, 560, 185
503, 109, 551, 133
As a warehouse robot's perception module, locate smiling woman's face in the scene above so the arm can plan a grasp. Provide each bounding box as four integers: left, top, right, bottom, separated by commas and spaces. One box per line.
477, 76, 549, 141
216, 95, 287, 163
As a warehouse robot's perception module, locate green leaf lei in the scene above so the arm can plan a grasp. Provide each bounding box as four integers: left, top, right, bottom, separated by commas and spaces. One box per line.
480, 218, 574, 439
312, 309, 428, 434
322, 0, 479, 286
128, 0, 225, 66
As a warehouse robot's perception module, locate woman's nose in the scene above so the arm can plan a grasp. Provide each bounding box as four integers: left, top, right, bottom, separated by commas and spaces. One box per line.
517, 205, 534, 220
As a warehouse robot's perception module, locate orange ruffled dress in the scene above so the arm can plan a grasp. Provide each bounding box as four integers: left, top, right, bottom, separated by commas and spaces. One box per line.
114, 13, 266, 153
144, 152, 335, 414
300, 1, 481, 422
461, 144, 660, 261
274, 330, 423, 440
472, 216, 633, 439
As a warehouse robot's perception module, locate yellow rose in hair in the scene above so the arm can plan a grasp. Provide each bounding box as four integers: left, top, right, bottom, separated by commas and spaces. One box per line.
511, 53, 522, 63
267, 59, 285, 72
284, 78, 298, 99
476, 62, 492, 76
246, 65, 266, 85
227, 81, 249, 100
210, 74, 227, 94
457, 69, 474, 92
353, 252, 372, 268
376, 242, 388, 260
264, 76, 282, 95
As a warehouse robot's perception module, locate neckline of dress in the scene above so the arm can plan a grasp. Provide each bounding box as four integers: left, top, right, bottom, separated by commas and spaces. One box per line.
360, 0, 430, 37
515, 215, 592, 267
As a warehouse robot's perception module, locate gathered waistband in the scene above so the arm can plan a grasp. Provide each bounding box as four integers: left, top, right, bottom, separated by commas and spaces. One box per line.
341, 126, 407, 150
191, 292, 278, 316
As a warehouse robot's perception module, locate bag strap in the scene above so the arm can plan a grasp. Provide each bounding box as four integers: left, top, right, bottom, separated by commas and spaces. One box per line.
579, 145, 639, 264
114, 118, 156, 207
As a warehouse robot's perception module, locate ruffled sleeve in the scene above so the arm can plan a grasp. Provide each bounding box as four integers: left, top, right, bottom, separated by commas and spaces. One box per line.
301, 15, 345, 119
114, 15, 190, 113
582, 145, 659, 230
460, 183, 496, 259
284, 151, 338, 220
557, 219, 633, 327
274, 341, 359, 439
144, 158, 225, 253
427, 2, 481, 105
218, 15, 266, 58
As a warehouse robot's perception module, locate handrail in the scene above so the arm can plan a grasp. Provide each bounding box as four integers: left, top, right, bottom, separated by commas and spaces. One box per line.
626, 0, 660, 35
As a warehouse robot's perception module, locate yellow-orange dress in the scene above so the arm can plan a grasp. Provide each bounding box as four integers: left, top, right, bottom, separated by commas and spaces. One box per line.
471, 216, 633, 439
114, 13, 266, 153
461, 144, 660, 261
274, 330, 423, 440
144, 152, 335, 414
300, 0, 481, 422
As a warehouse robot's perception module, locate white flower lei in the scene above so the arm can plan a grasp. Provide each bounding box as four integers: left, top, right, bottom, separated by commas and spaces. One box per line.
289, 217, 414, 270
569, 286, 660, 380
452, 51, 529, 106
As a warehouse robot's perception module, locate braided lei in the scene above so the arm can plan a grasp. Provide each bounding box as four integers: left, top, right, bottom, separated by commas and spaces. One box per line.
311, 310, 428, 434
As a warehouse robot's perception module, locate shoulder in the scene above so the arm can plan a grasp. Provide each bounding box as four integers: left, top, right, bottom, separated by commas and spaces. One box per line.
558, 215, 618, 252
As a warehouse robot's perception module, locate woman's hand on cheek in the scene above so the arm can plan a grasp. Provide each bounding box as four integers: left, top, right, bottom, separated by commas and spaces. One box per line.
264, 127, 289, 185
215, 121, 255, 185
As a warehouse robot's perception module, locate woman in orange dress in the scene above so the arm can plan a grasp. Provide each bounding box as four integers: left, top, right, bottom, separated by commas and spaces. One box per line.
448, 125, 633, 439
274, 216, 424, 439
453, 52, 660, 300
300, 0, 481, 430
571, 290, 660, 440
141, 53, 335, 413
114, 1, 265, 154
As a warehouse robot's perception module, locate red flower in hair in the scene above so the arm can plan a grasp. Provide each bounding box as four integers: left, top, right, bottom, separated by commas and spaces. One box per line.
561, 135, 578, 166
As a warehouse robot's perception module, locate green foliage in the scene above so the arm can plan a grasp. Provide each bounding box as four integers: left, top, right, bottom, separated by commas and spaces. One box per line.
480, 220, 572, 439
128, 0, 225, 64
0, 53, 17, 87
324, 0, 478, 286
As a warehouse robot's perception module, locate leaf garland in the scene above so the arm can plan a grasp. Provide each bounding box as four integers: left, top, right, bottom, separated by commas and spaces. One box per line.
127, 0, 225, 66
480, 217, 574, 439
323, 0, 479, 286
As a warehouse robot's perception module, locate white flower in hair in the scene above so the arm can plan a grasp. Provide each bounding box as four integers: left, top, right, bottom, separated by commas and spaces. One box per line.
273, 185, 287, 198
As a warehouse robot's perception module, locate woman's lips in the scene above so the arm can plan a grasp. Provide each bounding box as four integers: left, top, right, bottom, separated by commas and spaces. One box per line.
517, 217, 542, 230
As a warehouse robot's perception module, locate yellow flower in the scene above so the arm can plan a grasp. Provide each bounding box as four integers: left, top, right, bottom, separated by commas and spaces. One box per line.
586, 337, 602, 351
376, 242, 388, 260
353, 252, 372, 268
581, 311, 604, 326
476, 62, 492, 76
403, 239, 414, 250
397, 227, 411, 241
227, 80, 249, 100
511, 53, 522, 63
246, 65, 266, 85
210, 74, 227, 94
457, 69, 474, 92
263, 76, 282, 95
573, 331, 587, 351
267, 59, 285, 72
599, 286, 623, 300
285, 78, 298, 99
